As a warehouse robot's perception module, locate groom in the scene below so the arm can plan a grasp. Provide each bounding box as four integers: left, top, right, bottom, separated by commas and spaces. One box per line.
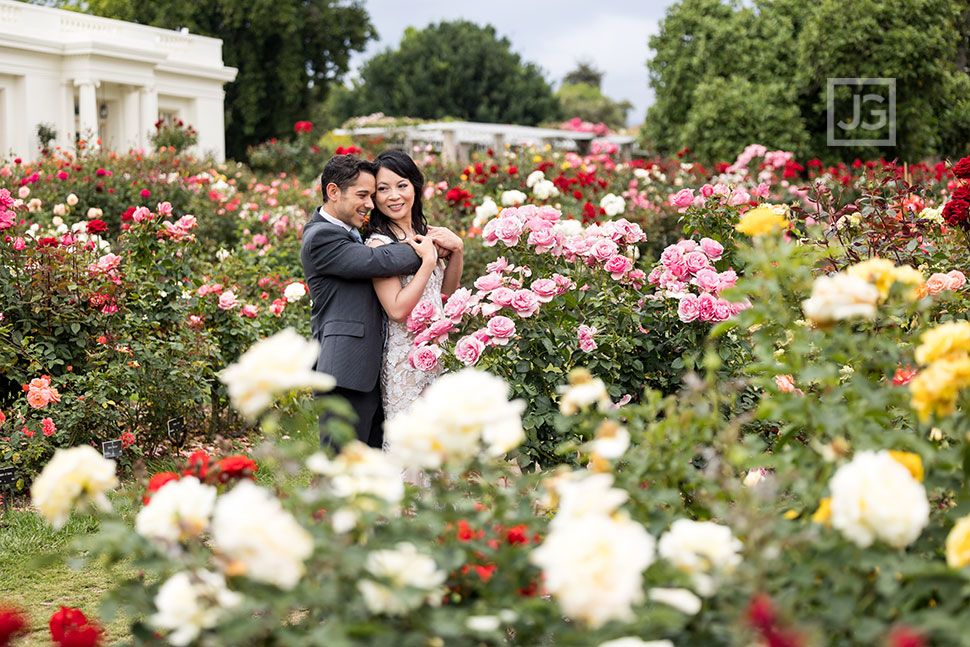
301, 154, 422, 448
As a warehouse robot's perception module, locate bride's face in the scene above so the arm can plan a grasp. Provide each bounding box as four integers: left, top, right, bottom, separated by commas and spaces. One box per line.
375, 167, 414, 225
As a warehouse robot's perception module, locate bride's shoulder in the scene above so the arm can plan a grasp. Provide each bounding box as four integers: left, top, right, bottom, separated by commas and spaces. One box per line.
365, 232, 393, 246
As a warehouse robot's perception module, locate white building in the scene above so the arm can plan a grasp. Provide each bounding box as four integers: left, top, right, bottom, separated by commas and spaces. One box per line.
0, 0, 237, 160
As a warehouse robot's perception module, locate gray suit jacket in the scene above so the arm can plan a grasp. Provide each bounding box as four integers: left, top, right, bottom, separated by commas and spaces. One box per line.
300, 207, 422, 391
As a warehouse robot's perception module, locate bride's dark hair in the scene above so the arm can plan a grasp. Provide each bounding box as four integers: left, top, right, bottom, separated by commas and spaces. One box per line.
366, 150, 428, 241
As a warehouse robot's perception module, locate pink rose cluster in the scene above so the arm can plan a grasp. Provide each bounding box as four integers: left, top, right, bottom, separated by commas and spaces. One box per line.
86, 253, 123, 285
925, 269, 966, 294
26, 375, 61, 409
0, 188, 17, 230
577, 324, 597, 352
407, 257, 576, 371
646, 238, 750, 323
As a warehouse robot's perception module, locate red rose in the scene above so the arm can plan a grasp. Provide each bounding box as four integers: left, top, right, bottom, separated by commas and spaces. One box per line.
49, 607, 100, 647
214, 455, 258, 482
942, 196, 970, 227
889, 625, 926, 647
183, 451, 210, 479
143, 471, 179, 503
0, 606, 28, 646
86, 220, 107, 234
953, 156, 970, 179
38, 237, 58, 247
139, 189, 150, 199
120, 207, 135, 222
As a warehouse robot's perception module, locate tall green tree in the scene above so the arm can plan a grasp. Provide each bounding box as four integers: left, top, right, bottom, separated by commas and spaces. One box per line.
645, 0, 970, 162
563, 61, 604, 89
556, 83, 633, 130
340, 21, 560, 126
57, 0, 375, 159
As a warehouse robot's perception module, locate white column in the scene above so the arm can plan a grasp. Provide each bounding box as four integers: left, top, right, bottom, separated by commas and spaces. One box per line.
122, 86, 140, 149
442, 128, 457, 165
139, 85, 158, 148
74, 79, 99, 146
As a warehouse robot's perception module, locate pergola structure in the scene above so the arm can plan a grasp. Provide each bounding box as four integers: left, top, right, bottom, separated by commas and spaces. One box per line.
335, 120, 638, 164
0, 0, 236, 160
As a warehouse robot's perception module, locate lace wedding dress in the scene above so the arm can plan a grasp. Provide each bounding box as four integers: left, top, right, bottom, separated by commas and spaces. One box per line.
367, 233, 445, 449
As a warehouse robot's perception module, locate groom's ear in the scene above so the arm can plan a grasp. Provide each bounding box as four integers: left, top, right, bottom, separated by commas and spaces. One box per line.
324, 182, 341, 203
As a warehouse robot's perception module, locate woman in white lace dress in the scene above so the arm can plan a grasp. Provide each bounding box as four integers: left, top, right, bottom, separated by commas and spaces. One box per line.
365, 150, 464, 443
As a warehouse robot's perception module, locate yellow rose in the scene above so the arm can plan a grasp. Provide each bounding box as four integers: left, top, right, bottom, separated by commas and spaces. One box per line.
946, 516, 970, 568
915, 321, 970, 365
888, 450, 924, 482
909, 353, 970, 420
890, 265, 925, 300
847, 258, 897, 298
735, 204, 790, 236
812, 497, 832, 524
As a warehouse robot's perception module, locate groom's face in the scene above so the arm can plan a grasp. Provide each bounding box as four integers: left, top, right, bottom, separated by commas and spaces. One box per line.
328, 171, 375, 229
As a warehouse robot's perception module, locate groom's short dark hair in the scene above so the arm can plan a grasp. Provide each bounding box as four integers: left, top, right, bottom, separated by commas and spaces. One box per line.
320, 155, 377, 203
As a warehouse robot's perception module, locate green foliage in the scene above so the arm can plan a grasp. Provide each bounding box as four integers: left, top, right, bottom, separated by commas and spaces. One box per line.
563, 60, 605, 89
149, 119, 198, 154
555, 83, 633, 130
646, 0, 970, 162
340, 21, 561, 126
68, 0, 375, 159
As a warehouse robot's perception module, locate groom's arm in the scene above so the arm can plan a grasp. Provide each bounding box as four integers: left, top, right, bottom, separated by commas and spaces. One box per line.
303, 228, 422, 280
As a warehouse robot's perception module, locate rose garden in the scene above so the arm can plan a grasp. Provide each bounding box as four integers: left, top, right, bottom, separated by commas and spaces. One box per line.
3, 1, 970, 645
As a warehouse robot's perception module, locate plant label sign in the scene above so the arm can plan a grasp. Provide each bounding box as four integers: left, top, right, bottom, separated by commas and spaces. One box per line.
102, 439, 123, 459
0, 467, 15, 486
167, 416, 187, 451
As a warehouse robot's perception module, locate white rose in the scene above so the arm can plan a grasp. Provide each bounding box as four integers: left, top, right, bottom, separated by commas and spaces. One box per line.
802, 273, 880, 325
211, 481, 313, 590
66, 193, 79, 206
599, 193, 626, 217
589, 423, 630, 459
532, 179, 559, 201
151, 570, 242, 647
283, 282, 306, 302
473, 197, 500, 228
526, 170, 545, 188
658, 519, 742, 596
30, 446, 118, 529
216, 248, 231, 261
828, 450, 929, 549
86, 207, 102, 220
307, 441, 403, 507
530, 513, 656, 628
648, 587, 703, 615
558, 377, 611, 415
358, 542, 446, 615
553, 218, 584, 237
553, 472, 629, 523
466, 615, 501, 632
500, 190, 527, 206
136, 477, 217, 543
219, 327, 335, 420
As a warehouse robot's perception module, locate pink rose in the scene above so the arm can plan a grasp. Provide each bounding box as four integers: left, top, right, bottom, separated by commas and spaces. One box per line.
218, 291, 238, 310
755, 182, 771, 198
240, 304, 259, 318
409, 344, 442, 372
489, 287, 516, 307
677, 239, 698, 252
729, 299, 751, 315
926, 273, 948, 294
496, 217, 524, 246
677, 295, 700, 322
481, 218, 500, 246
699, 237, 724, 260
613, 218, 647, 244
660, 245, 684, 268
510, 289, 540, 317
454, 335, 485, 366
531, 278, 558, 302
526, 217, 553, 232
132, 206, 151, 222
712, 298, 732, 321
604, 255, 633, 279
537, 205, 561, 222
407, 300, 437, 331
474, 273, 504, 292
647, 267, 663, 285
188, 314, 204, 328
443, 288, 472, 321
551, 273, 575, 294
157, 201, 173, 215
775, 374, 796, 393
577, 324, 597, 352
625, 269, 646, 289
697, 293, 717, 321
670, 188, 694, 207
426, 318, 454, 343
471, 328, 492, 345
700, 184, 715, 198
528, 228, 559, 253
487, 316, 516, 344
728, 188, 751, 206
588, 238, 619, 262
683, 251, 709, 274
12, 237, 25, 250
694, 268, 721, 293
176, 215, 198, 231
718, 270, 738, 290
486, 257, 512, 274
711, 183, 730, 196
947, 270, 966, 290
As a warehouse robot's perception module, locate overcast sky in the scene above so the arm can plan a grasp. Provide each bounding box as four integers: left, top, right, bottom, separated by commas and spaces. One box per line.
348, 1, 681, 126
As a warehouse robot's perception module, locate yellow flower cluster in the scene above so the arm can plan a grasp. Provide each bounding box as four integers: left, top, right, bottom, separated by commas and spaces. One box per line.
946, 516, 970, 568
846, 258, 924, 300
910, 321, 970, 420
735, 204, 790, 236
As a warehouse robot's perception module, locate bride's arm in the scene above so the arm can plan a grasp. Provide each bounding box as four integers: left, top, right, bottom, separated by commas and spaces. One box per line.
429, 226, 464, 296
369, 237, 437, 323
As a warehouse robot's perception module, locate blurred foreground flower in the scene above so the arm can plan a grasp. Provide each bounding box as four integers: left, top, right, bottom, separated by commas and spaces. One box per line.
151, 570, 242, 646
735, 204, 789, 236
658, 519, 742, 596
219, 327, 335, 420
358, 542, 447, 615
801, 273, 879, 326
30, 446, 118, 528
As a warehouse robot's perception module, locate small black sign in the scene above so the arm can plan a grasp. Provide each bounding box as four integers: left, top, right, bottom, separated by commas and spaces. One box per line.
0, 467, 15, 486
167, 416, 187, 452
102, 440, 123, 459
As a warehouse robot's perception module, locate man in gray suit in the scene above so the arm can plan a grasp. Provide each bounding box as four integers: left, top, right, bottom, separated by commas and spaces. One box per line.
300, 155, 430, 448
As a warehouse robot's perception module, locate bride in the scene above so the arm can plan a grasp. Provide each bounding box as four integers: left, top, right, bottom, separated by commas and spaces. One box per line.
365, 150, 464, 444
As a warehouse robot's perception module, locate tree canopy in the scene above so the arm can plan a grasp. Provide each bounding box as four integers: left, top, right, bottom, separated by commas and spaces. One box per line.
63, 0, 375, 159
556, 83, 633, 130
335, 21, 560, 126
645, 0, 970, 162
563, 61, 604, 89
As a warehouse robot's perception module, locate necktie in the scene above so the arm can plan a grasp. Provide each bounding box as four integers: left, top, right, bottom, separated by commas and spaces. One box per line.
350, 229, 363, 244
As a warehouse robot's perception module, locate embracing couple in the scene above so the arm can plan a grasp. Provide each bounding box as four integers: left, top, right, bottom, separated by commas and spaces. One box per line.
300, 152, 463, 450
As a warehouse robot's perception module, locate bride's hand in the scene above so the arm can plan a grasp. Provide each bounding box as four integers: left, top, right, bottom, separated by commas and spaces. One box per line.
407, 234, 437, 262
